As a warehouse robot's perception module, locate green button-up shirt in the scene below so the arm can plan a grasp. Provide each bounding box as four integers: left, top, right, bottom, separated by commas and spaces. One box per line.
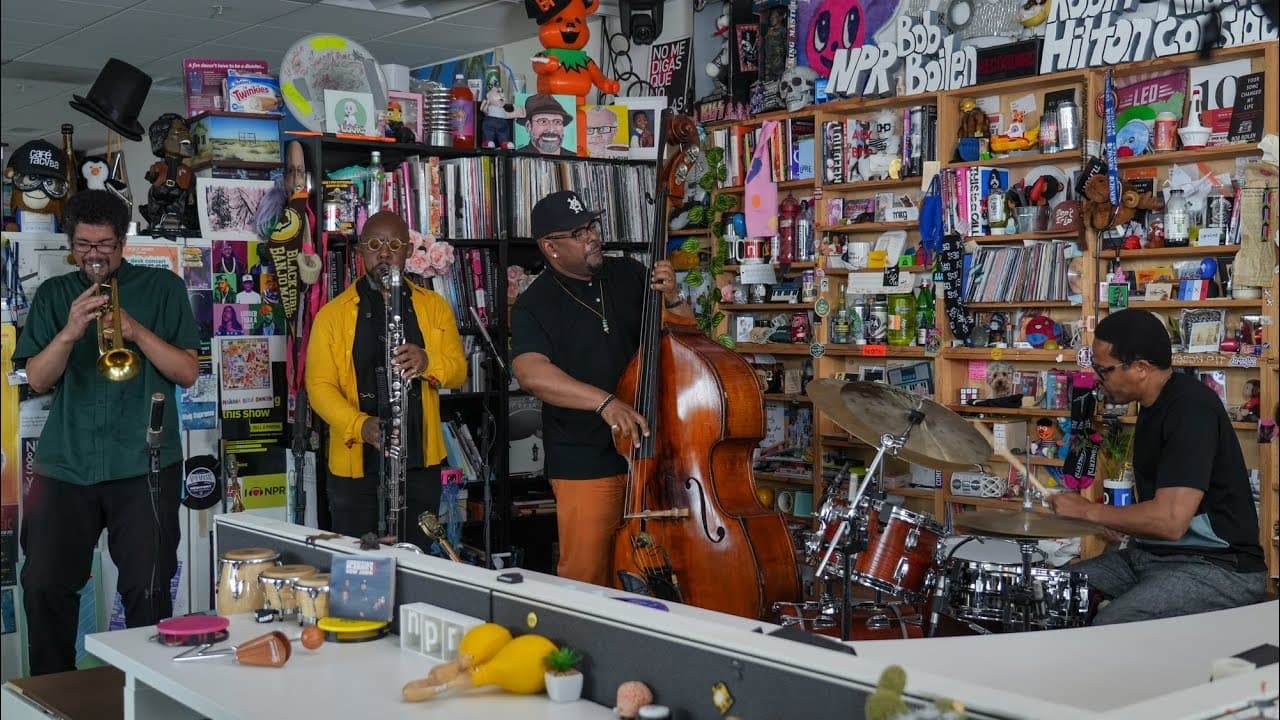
13, 261, 200, 485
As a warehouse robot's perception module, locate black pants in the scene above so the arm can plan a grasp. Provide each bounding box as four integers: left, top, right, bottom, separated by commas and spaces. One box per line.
327, 465, 443, 551
20, 465, 182, 676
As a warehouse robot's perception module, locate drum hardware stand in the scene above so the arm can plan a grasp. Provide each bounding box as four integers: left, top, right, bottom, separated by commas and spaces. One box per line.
815, 406, 927, 641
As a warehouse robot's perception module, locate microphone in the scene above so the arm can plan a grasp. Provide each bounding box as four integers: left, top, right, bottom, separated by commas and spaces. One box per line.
928, 573, 948, 638
146, 393, 165, 450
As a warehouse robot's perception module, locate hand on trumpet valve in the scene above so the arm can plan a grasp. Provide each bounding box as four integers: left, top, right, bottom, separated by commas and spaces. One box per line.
101, 307, 138, 342
64, 283, 110, 339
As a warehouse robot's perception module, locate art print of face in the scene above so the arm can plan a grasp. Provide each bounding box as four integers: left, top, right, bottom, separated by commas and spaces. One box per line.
801, 0, 896, 78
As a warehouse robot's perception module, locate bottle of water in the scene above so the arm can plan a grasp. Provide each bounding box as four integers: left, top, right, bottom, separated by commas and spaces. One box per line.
367, 150, 384, 215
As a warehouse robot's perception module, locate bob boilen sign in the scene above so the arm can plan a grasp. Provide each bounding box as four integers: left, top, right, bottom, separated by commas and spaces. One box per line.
807, 0, 1274, 99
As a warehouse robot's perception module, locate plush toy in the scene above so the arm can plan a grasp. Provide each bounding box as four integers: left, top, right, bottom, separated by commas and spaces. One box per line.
81, 157, 109, 191
525, 0, 620, 150
141, 112, 197, 234
957, 99, 989, 139
1029, 417, 1065, 458
865, 109, 903, 181
1082, 173, 1164, 231
6, 139, 69, 231
479, 86, 524, 149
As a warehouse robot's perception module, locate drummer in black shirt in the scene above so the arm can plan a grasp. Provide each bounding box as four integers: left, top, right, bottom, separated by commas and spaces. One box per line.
1049, 309, 1265, 624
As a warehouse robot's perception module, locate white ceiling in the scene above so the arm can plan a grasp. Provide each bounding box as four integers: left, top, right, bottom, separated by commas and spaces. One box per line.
0, 0, 551, 153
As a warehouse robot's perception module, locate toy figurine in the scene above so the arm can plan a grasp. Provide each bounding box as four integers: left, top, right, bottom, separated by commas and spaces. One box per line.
141, 113, 197, 234
525, 0, 620, 151
1235, 379, 1261, 423
479, 86, 524, 149
1029, 417, 1065, 458
383, 98, 416, 143
5, 140, 69, 232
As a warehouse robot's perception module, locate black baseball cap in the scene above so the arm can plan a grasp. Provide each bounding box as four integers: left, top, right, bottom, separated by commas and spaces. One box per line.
531, 190, 602, 239
8, 140, 66, 181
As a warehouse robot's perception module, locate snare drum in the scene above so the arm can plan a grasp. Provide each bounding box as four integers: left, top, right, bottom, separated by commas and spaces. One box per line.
849, 502, 947, 602
294, 573, 331, 626
259, 564, 318, 620
216, 547, 280, 616
774, 600, 924, 640
944, 560, 1090, 629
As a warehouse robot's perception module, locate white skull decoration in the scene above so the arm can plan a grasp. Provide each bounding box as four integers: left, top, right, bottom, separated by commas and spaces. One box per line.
779, 66, 818, 112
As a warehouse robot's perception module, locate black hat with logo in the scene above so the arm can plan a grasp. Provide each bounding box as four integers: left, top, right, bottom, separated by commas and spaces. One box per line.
531, 190, 602, 239
7, 139, 66, 180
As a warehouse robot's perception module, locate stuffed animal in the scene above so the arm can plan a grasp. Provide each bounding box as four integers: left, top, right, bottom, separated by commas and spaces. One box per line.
525, 0, 620, 151
1082, 173, 1163, 231
480, 87, 524, 149
957, 99, 989, 139
81, 157, 109, 191
6, 139, 69, 231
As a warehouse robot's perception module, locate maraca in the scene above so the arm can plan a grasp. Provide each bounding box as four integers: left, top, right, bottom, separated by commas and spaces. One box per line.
403, 634, 556, 702
424, 622, 512, 684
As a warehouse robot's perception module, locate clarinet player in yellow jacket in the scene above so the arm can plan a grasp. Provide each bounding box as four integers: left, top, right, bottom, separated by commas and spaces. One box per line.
307, 212, 467, 549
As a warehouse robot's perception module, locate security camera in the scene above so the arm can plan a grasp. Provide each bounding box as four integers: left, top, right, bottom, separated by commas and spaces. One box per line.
620, 0, 664, 45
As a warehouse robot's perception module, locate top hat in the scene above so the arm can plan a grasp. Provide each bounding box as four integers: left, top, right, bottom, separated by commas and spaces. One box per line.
520, 94, 573, 127
524, 0, 573, 25
69, 58, 152, 141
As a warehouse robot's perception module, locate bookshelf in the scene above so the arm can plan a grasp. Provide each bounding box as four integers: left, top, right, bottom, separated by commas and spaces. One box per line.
705, 40, 1279, 594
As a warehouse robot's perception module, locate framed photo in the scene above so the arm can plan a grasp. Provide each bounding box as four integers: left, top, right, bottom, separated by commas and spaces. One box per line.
582, 104, 630, 159
323, 89, 377, 136
386, 90, 422, 143
1180, 308, 1226, 353
514, 93, 577, 156
618, 96, 666, 161
736, 25, 760, 72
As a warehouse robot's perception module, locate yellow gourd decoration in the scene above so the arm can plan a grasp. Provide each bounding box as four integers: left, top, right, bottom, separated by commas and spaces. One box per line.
403, 634, 557, 702
424, 622, 513, 684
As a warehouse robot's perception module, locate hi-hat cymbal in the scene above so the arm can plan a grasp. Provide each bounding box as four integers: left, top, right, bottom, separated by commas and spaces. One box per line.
954, 509, 1105, 538
806, 379, 990, 471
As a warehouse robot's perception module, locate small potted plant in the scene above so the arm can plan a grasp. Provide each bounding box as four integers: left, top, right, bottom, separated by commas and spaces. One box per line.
543, 646, 584, 703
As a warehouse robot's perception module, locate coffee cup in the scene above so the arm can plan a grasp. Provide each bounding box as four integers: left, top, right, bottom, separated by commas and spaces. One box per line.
1103, 479, 1134, 506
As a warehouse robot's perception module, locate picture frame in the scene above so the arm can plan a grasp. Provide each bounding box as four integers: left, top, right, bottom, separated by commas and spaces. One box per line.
386, 90, 423, 143
323, 89, 377, 136
736, 25, 760, 72
1180, 308, 1226, 353
582, 104, 630, 159
514, 93, 577, 156
618, 96, 666, 161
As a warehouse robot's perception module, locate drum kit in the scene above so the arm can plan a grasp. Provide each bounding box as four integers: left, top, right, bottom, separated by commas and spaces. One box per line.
773, 379, 1105, 641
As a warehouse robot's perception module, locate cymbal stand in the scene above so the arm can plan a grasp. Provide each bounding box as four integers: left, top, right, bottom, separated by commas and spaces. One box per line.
815, 406, 927, 641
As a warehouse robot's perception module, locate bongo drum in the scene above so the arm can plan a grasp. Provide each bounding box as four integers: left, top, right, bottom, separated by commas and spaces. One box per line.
294, 573, 331, 626
259, 564, 317, 620
216, 547, 280, 616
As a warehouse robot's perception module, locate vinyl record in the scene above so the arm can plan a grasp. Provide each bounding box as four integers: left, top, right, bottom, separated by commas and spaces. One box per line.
183, 455, 221, 510
1117, 119, 1150, 156
280, 34, 387, 133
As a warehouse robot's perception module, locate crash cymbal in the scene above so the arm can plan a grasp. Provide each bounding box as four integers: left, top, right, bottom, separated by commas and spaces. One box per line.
806, 379, 990, 471
954, 509, 1105, 538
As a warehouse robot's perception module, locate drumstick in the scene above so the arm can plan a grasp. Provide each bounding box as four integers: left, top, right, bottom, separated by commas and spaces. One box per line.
969, 420, 1055, 497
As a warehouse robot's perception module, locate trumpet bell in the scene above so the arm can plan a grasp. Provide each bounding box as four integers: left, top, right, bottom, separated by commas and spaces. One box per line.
98, 348, 141, 382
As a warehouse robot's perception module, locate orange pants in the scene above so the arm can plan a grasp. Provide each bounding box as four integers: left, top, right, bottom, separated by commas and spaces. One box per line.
549, 475, 626, 587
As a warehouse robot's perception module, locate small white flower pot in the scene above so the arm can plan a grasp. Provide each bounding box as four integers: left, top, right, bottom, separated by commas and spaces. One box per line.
545, 670, 584, 703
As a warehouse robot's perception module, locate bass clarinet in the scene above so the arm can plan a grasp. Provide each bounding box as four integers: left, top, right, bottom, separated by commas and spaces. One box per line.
379, 265, 410, 541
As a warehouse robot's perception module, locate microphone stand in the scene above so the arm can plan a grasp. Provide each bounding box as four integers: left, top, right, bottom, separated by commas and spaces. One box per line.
468, 306, 506, 569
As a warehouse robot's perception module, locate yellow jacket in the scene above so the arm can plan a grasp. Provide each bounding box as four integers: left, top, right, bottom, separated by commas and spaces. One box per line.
306, 278, 468, 477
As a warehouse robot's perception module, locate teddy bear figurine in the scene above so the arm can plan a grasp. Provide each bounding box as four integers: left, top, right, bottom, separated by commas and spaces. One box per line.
1082, 173, 1163, 231
479, 86, 524, 149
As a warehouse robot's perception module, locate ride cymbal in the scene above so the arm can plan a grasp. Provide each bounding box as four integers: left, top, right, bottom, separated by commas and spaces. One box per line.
806, 379, 990, 471
954, 509, 1105, 538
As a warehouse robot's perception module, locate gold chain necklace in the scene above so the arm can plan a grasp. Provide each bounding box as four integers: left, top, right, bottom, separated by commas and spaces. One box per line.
552, 275, 609, 334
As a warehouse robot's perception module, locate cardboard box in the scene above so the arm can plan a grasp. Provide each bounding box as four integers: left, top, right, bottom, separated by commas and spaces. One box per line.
189, 111, 282, 167
991, 420, 1027, 454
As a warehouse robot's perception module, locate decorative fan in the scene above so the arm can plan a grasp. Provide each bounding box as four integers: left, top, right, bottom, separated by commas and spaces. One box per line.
280, 34, 387, 133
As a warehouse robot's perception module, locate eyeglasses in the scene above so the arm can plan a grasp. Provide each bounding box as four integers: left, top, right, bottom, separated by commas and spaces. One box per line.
15, 174, 68, 198
1090, 361, 1131, 378
548, 221, 602, 243
359, 237, 406, 252
72, 239, 122, 254
530, 116, 565, 128
586, 125, 618, 136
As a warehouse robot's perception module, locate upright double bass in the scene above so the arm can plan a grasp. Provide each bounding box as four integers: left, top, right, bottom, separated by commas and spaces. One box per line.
610, 112, 800, 619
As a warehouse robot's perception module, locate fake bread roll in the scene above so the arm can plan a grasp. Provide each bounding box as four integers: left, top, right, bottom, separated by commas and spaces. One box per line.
424, 622, 512, 684
403, 634, 556, 702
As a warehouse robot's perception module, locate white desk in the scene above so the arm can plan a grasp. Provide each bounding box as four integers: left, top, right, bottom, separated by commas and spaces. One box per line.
85, 615, 615, 720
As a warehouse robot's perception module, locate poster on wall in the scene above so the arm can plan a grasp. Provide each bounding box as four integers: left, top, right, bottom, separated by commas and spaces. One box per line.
223, 440, 288, 511
196, 178, 273, 242
122, 244, 181, 274
180, 361, 218, 432
216, 335, 286, 441
582, 105, 630, 159
212, 239, 286, 338
648, 37, 693, 114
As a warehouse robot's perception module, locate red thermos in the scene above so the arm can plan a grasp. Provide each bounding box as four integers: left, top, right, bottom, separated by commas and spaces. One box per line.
777, 193, 799, 264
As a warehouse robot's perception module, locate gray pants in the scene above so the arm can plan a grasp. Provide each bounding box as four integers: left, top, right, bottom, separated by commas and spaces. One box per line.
1073, 547, 1266, 625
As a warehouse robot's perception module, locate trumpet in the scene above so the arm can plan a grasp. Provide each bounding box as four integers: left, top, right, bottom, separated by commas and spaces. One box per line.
88, 261, 140, 382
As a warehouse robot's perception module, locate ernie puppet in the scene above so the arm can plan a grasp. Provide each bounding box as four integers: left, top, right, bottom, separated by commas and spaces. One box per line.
525, 0, 620, 153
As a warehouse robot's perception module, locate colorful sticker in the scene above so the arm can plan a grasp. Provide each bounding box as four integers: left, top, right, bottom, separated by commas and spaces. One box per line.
814, 298, 831, 317
809, 342, 826, 358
